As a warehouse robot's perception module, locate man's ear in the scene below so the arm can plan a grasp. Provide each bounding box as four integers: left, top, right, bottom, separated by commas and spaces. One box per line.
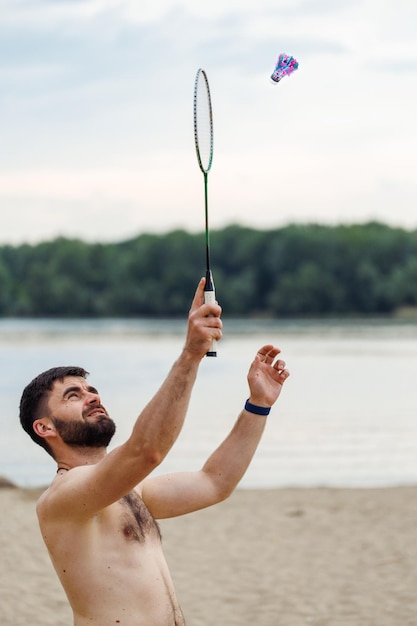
33, 418, 57, 441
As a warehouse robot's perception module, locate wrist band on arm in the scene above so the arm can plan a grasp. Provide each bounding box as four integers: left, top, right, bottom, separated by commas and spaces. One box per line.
244, 399, 271, 416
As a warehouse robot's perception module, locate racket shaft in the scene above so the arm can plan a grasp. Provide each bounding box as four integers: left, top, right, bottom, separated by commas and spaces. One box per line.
204, 271, 217, 357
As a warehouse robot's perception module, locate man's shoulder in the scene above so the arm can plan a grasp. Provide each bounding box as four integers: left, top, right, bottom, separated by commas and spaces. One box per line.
36, 466, 96, 521
35, 485, 49, 516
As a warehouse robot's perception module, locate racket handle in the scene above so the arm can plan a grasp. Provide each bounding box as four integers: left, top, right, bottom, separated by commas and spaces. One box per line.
204, 272, 217, 357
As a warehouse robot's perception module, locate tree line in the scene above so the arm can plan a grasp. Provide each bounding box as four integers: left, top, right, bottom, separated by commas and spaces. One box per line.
1, 222, 417, 318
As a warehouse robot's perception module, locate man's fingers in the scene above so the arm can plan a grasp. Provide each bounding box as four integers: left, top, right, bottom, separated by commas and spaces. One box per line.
190, 277, 206, 312
278, 368, 290, 381
274, 359, 286, 371
254, 347, 290, 380
256, 345, 281, 364
185, 281, 223, 357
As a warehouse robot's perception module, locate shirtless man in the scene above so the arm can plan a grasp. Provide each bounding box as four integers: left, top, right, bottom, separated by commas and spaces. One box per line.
19, 278, 290, 626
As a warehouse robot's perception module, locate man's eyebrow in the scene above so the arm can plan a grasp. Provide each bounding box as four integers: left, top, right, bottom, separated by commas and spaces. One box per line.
62, 384, 81, 398
62, 384, 99, 397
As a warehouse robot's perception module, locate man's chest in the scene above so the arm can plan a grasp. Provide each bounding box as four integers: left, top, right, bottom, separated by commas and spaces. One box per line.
112, 490, 162, 544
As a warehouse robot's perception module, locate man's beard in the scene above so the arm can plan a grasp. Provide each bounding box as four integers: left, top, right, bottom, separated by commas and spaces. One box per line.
51, 415, 116, 448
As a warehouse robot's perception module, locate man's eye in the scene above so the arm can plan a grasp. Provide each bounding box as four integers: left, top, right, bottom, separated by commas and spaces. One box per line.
68, 393, 79, 399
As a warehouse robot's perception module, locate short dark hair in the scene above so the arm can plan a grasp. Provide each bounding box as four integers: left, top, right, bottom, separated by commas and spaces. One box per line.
19, 366, 89, 457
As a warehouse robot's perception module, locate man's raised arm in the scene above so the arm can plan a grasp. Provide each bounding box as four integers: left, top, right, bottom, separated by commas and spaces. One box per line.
43, 278, 222, 518
141, 344, 290, 519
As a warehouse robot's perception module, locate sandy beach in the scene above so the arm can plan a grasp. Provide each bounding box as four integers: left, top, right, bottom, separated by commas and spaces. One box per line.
0, 483, 416, 626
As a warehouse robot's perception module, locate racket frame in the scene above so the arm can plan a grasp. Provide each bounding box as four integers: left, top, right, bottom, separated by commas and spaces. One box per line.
193, 68, 217, 357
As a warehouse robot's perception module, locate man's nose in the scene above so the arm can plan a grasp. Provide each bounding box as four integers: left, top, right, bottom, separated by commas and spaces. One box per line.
86, 391, 100, 404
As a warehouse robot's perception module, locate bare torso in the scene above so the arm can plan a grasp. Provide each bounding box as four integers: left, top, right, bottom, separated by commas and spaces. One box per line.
37, 484, 185, 626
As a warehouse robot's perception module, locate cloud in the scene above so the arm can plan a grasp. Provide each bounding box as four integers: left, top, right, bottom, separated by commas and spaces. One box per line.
0, 0, 416, 244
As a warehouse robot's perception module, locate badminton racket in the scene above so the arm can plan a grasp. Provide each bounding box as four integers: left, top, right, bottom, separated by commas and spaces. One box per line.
193, 68, 216, 357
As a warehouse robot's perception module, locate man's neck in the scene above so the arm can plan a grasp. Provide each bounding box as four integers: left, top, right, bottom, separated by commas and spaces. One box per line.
55, 446, 107, 472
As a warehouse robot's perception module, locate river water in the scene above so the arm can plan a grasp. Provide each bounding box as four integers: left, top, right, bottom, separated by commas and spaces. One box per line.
1, 317, 416, 488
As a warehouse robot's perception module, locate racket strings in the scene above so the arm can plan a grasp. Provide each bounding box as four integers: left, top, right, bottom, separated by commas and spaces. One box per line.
194, 71, 213, 173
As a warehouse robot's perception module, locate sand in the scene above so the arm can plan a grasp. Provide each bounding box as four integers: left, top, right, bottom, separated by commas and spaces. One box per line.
0, 484, 416, 626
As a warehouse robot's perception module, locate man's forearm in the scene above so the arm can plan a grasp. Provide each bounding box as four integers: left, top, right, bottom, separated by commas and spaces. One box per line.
128, 349, 201, 464
201, 410, 268, 499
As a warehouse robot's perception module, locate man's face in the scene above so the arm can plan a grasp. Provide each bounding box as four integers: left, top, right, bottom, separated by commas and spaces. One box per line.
46, 376, 116, 448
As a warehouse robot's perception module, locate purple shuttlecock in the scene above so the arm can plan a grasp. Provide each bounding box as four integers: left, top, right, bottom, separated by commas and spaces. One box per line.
271, 53, 299, 83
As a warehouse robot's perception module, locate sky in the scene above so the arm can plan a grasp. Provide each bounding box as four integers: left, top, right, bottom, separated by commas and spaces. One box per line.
0, 0, 416, 244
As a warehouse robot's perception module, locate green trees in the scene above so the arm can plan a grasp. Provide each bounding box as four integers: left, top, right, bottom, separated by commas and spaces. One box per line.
1, 222, 416, 317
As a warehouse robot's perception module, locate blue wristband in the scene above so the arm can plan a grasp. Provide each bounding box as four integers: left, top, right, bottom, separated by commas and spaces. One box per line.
244, 399, 271, 416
